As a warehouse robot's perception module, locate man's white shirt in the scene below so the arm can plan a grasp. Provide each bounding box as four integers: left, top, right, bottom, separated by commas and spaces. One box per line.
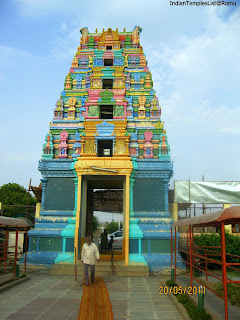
81, 242, 100, 265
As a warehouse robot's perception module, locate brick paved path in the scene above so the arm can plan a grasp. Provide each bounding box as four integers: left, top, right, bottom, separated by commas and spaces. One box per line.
0, 274, 183, 320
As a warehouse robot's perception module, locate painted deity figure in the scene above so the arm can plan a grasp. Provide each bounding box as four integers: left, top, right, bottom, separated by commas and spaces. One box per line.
72, 57, 78, 68
89, 55, 93, 67
80, 27, 88, 46
124, 54, 128, 67
76, 74, 82, 89
144, 129, 153, 158
65, 75, 71, 89
161, 135, 167, 155
45, 135, 51, 154
146, 148, 151, 155
140, 54, 146, 67
138, 95, 146, 118
132, 26, 142, 44
59, 129, 69, 158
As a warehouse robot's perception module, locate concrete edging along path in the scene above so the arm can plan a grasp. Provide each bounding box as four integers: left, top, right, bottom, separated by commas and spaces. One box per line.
159, 278, 190, 320
0, 275, 30, 293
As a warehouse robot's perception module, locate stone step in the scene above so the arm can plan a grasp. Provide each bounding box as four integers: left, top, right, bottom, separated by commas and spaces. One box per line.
40, 211, 74, 217
50, 262, 149, 277
139, 225, 172, 231
141, 231, 172, 238
35, 217, 70, 222
137, 218, 173, 224
134, 212, 170, 218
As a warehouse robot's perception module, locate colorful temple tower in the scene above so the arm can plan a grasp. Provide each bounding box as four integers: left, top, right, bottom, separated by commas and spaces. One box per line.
26, 27, 174, 273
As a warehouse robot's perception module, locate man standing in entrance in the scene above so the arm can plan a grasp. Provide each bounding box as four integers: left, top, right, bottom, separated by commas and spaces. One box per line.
81, 236, 100, 286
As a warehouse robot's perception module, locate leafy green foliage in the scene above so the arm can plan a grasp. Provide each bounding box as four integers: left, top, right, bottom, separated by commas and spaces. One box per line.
106, 221, 118, 234
93, 216, 100, 232
166, 279, 177, 287
166, 280, 212, 320
177, 294, 212, 320
194, 232, 240, 266
0, 183, 37, 220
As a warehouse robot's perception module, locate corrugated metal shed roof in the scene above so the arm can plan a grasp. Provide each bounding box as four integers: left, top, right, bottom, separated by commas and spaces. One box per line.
172, 206, 240, 227
0, 216, 31, 227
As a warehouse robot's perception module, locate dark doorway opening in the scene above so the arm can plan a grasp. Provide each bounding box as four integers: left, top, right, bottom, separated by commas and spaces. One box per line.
85, 176, 124, 258
106, 46, 112, 50
103, 79, 113, 89
104, 59, 113, 66
100, 105, 113, 119
98, 140, 113, 157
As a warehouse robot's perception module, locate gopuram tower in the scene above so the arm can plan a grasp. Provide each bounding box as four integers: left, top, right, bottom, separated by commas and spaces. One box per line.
26, 27, 174, 273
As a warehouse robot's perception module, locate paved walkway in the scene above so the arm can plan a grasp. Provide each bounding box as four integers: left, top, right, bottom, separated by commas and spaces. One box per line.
106, 277, 183, 320
0, 274, 183, 320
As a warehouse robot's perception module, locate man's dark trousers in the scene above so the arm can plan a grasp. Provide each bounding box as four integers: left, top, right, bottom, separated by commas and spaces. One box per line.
83, 263, 95, 285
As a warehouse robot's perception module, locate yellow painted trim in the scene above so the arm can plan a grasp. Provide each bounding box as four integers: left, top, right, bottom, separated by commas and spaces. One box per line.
223, 204, 232, 233
74, 156, 133, 176
173, 203, 178, 232
74, 175, 82, 263
125, 174, 130, 265
35, 203, 41, 219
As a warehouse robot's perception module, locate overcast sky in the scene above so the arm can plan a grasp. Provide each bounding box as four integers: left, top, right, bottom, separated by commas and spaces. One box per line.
0, 0, 240, 189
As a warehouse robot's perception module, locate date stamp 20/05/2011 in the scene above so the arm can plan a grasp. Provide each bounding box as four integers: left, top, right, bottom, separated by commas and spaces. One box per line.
159, 286, 206, 295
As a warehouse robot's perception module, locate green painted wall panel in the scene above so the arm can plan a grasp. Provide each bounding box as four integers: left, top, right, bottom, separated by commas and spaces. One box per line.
30, 237, 37, 251
66, 238, 74, 252
133, 178, 165, 212
129, 239, 138, 254
45, 178, 75, 210
150, 240, 174, 253
39, 237, 62, 252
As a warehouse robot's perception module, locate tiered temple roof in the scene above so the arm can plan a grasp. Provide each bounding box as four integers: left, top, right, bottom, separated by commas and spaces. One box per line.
42, 26, 170, 161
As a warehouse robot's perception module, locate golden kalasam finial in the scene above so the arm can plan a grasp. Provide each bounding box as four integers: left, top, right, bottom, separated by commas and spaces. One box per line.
116, 28, 118, 32
123, 27, 126, 32
102, 28, 105, 32
95, 28, 98, 33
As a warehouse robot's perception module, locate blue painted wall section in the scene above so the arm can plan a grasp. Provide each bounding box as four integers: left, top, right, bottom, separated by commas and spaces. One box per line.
20, 160, 76, 268
130, 159, 184, 273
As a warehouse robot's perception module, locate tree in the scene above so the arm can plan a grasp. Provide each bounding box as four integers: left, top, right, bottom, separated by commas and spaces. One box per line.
0, 183, 37, 220
93, 216, 100, 232
106, 221, 118, 234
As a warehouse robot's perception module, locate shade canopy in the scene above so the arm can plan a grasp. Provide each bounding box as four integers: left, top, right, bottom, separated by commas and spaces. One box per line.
172, 206, 240, 228
0, 216, 32, 227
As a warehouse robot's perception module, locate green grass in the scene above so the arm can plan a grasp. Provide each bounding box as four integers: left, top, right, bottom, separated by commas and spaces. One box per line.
166, 280, 212, 320
213, 282, 240, 306
217, 268, 240, 278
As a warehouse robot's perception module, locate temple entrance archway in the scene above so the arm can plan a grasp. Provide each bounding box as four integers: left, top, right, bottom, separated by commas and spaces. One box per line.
74, 156, 132, 264
84, 176, 124, 260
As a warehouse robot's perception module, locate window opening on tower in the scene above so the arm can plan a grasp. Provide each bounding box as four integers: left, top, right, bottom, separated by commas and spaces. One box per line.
100, 105, 113, 119
104, 59, 113, 66
98, 140, 113, 157
103, 79, 113, 89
